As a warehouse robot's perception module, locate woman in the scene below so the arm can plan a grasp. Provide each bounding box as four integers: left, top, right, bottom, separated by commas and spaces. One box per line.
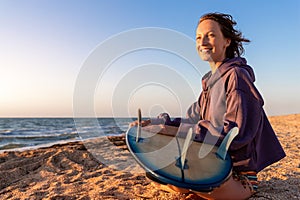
133, 13, 286, 199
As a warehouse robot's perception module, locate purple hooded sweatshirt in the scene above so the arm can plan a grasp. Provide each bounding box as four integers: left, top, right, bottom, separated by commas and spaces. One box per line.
152, 57, 285, 173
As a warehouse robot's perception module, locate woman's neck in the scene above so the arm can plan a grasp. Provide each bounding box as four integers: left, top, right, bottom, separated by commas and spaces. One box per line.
209, 56, 230, 74
209, 61, 223, 74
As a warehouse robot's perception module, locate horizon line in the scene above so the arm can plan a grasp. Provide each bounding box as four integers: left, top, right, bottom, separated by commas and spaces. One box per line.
0, 113, 299, 118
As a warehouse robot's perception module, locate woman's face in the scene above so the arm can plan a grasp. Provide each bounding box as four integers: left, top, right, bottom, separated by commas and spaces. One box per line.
196, 19, 231, 63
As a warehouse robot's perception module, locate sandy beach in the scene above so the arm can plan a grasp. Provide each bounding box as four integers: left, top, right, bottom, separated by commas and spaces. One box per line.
0, 114, 299, 200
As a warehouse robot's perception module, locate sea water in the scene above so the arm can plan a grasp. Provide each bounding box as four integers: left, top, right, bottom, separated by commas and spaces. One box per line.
0, 118, 134, 151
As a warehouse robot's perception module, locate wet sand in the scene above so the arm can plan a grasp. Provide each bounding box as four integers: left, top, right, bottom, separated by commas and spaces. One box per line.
0, 114, 299, 199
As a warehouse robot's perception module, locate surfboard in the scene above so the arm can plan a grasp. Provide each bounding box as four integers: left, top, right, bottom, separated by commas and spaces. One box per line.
126, 118, 239, 192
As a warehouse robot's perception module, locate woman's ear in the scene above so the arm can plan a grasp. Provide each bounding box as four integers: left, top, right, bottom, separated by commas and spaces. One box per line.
225, 38, 231, 48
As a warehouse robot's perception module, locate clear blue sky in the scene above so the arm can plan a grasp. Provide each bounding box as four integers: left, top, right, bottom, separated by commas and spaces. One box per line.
1, 0, 299, 117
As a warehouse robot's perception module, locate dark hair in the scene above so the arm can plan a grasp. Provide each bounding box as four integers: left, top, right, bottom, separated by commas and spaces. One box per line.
198, 12, 250, 58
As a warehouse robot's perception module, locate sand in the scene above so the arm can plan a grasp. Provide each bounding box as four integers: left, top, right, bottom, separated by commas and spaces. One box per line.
0, 114, 299, 200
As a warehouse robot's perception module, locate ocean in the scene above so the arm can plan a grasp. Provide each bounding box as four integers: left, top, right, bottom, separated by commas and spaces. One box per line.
0, 118, 133, 152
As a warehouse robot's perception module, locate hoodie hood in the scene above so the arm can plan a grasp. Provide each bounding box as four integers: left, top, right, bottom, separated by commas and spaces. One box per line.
202, 57, 255, 90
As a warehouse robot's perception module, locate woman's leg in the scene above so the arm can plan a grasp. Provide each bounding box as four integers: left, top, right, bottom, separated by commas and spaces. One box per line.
193, 175, 255, 200
147, 171, 256, 200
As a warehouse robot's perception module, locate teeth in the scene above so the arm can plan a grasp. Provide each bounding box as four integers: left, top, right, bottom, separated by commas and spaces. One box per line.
200, 49, 211, 53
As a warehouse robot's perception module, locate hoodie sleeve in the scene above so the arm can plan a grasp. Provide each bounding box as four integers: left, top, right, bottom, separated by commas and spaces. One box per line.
182, 101, 201, 124
223, 67, 264, 151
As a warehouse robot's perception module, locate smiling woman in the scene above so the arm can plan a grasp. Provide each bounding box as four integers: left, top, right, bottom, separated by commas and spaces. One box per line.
196, 13, 250, 73
196, 19, 231, 73
134, 12, 286, 200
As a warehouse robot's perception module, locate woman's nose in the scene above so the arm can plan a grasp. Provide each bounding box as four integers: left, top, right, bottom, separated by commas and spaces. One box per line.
198, 36, 208, 46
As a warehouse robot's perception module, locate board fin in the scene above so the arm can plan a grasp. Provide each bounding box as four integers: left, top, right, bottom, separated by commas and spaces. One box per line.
216, 127, 239, 160
136, 108, 142, 143
175, 128, 193, 170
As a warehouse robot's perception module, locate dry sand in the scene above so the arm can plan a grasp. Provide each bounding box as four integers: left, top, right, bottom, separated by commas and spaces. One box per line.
0, 114, 299, 199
